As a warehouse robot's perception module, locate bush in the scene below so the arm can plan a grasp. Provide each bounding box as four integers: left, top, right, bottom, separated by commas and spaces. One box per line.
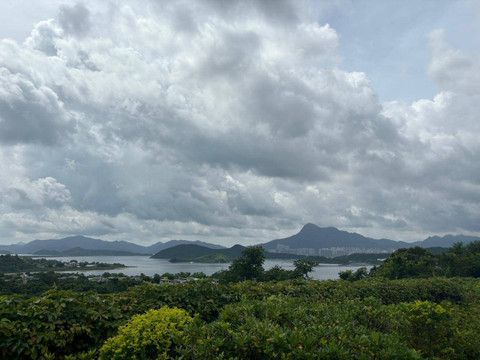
364, 300, 454, 358
338, 267, 369, 282
177, 296, 422, 359
99, 307, 192, 360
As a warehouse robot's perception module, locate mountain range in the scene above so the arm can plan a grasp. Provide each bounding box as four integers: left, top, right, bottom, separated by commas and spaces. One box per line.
0, 224, 478, 257
262, 224, 480, 252
0, 236, 225, 255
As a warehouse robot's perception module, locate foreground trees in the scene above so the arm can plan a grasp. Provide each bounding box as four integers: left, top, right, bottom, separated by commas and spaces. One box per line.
214, 246, 319, 283
339, 241, 480, 281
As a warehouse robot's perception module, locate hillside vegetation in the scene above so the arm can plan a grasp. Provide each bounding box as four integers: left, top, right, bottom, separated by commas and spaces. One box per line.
0, 254, 124, 273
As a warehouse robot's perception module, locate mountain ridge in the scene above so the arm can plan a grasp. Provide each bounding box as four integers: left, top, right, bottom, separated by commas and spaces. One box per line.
0, 224, 478, 256
0, 236, 225, 255
261, 223, 480, 254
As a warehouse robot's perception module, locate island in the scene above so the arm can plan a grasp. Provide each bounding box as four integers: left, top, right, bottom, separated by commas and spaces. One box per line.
153, 243, 387, 265
0, 254, 126, 273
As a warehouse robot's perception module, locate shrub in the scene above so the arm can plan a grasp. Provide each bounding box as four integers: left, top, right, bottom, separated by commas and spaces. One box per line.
365, 300, 454, 358
177, 296, 422, 359
98, 307, 192, 360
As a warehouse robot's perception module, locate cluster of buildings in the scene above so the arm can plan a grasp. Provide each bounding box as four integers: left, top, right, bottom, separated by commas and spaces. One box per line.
271, 244, 391, 257
87, 276, 207, 284
88, 275, 141, 283
63, 260, 96, 268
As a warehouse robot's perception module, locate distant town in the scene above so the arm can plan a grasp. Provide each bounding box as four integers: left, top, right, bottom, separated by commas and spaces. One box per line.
269, 244, 391, 257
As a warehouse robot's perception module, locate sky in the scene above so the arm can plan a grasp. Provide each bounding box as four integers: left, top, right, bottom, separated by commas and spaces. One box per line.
0, 0, 479, 246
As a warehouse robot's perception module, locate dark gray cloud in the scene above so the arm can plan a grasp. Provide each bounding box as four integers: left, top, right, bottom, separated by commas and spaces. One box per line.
0, 1, 479, 245
0, 68, 72, 145
58, 3, 92, 37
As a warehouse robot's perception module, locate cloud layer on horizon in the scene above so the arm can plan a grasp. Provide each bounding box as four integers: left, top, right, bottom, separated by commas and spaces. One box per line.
0, 1, 479, 245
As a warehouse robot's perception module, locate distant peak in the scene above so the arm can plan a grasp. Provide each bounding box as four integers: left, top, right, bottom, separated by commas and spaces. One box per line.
302, 223, 319, 230
300, 223, 339, 232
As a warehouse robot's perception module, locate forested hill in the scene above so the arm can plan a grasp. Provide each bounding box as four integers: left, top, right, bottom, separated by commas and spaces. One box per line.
151, 244, 303, 261
152, 244, 244, 259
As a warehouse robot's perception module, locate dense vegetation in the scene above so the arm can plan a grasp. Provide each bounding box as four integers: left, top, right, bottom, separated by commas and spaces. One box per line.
1, 277, 479, 359
339, 241, 480, 281
212, 246, 319, 283
1, 243, 480, 359
0, 254, 124, 274
0, 272, 143, 296
169, 253, 232, 263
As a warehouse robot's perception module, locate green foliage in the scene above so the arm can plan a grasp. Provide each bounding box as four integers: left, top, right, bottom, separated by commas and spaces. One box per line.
0, 271, 142, 296
392, 301, 453, 357
339, 267, 369, 282
0, 254, 66, 272
362, 299, 480, 359
370, 241, 480, 281
1, 277, 479, 358
363, 300, 454, 357
99, 307, 192, 360
215, 247, 319, 283
374, 247, 436, 279
177, 296, 422, 359
0, 290, 129, 359
292, 259, 319, 279
0, 254, 124, 274
229, 246, 265, 281
215, 246, 265, 283
437, 241, 480, 277
263, 265, 296, 281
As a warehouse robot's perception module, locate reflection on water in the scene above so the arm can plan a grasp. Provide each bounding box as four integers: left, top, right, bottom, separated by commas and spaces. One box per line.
32, 255, 372, 280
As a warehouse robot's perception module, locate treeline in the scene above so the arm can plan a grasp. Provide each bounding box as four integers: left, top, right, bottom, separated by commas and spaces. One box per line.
0, 254, 124, 273
211, 246, 319, 283
0, 255, 68, 273
340, 240, 480, 281
0, 272, 140, 296
0, 271, 212, 297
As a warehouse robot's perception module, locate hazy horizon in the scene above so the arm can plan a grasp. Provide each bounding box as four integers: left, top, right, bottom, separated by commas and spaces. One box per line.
1, 1, 479, 246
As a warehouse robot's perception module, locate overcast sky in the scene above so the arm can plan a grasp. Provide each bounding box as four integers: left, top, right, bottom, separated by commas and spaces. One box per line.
0, 0, 479, 246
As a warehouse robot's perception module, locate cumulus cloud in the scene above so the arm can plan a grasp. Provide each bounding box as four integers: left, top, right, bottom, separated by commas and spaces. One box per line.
0, 66, 73, 145
428, 29, 480, 95
58, 3, 92, 37
0, 1, 478, 244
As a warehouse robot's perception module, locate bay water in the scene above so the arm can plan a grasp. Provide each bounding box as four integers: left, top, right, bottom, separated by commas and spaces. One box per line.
32, 255, 371, 280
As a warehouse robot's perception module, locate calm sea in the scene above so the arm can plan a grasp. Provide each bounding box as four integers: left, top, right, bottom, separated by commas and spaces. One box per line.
32, 255, 371, 280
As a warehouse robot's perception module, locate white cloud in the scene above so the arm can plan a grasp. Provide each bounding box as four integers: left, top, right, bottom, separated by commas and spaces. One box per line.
0, 1, 479, 244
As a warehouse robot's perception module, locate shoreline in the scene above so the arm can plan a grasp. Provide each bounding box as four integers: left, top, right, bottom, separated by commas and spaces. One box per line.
4, 265, 134, 275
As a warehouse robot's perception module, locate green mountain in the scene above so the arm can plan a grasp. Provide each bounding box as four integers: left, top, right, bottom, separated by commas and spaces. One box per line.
152, 244, 304, 261
152, 244, 245, 259
170, 253, 233, 263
